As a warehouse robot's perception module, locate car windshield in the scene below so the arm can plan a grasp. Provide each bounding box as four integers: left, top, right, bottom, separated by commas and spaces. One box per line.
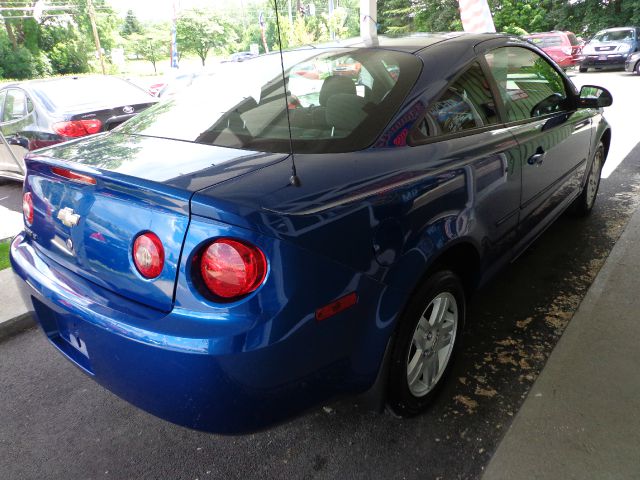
591, 29, 634, 42
32, 76, 152, 112
118, 47, 422, 154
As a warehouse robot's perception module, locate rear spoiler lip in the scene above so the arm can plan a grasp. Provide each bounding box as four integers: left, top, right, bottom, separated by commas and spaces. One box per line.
24, 152, 192, 215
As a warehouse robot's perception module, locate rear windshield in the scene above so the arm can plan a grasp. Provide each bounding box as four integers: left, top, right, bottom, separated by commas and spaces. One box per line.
591, 29, 635, 42
567, 33, 579, 46
526, 35, 564, 48
32, 76, 152, 112
118, 48, 422, 154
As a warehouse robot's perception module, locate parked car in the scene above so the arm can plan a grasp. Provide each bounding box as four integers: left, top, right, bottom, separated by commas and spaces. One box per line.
156, 71, 202, 99
11, 33, 612, 433
226, 51, 257, 62
579, 26, 640, 72
523, 31, 582, 69
0, 75, 157, 181
625, 50, 640, 73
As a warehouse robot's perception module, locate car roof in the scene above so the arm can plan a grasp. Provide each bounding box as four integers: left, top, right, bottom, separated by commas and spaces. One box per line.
285, 32, 514, 54
0, 75, 132, 94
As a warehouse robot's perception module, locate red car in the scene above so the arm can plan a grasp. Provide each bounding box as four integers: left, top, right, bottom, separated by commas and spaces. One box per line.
524, 31, 582, 69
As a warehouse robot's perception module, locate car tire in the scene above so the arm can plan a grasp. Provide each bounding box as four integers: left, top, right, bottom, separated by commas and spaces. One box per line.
386, 270, 465, 417
635, 62, 640, 75
579, 66, 588, 73
572, 141, 604, 216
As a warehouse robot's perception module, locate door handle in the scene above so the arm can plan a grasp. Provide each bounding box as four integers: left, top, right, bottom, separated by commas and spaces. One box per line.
527, 147, 546, 166
574, 119, 591, 131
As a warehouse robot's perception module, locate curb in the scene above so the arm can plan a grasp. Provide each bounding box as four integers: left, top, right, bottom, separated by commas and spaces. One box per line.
0, 257, 35, 342
0, 311, 35, 342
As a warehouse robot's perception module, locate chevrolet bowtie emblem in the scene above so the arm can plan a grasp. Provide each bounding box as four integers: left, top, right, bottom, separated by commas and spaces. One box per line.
57, 207, 80, 227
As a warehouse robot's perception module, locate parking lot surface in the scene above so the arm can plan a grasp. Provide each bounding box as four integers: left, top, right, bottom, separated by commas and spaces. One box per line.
1, 71, 640, 479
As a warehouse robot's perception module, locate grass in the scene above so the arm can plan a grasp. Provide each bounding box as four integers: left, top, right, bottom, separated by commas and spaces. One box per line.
0, 240, 9, 271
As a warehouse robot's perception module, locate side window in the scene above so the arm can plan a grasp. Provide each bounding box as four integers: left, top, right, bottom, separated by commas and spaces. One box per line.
484, 46, 568, 122
2, 89, 28, 122
0, 90, 6, 122
413, 62, 499, 140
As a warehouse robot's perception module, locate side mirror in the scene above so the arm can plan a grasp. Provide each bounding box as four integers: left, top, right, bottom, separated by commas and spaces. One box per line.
577, 85, 613, 108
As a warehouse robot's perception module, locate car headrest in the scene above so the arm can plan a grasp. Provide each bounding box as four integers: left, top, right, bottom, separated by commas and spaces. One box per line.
325, 94, 367, 132
319, 76, 356, 106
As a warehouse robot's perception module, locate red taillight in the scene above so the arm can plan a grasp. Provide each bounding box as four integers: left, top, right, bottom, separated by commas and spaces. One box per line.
22, 192, 34, 226
51, 166, 96, 185
52, 119, 102, 138
133, 232, 165, 279
199, 238, 267, 300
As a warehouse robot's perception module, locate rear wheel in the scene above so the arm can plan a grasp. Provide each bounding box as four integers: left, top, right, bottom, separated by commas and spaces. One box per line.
579, 65, 588, 73
387, 270, 465, 417
573, 142, 604, 216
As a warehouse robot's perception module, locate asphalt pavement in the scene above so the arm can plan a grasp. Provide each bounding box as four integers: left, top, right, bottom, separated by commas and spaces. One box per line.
2, 71, 640, 479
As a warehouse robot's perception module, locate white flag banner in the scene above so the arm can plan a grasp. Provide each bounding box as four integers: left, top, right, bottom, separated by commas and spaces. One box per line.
458, 0, 496, 33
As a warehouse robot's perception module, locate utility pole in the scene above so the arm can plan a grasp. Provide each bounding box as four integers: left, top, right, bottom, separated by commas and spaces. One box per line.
86, 0, 106, 74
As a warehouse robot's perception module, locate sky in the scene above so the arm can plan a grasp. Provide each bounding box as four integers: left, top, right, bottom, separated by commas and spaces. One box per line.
106, 0, 240, 22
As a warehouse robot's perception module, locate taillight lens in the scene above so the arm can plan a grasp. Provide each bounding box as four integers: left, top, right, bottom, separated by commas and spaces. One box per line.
52, 119, 103, 138
133, 232, 164, 279
51, 167, 96, 185
199, 238, 267, 300
22, 192, 34, 225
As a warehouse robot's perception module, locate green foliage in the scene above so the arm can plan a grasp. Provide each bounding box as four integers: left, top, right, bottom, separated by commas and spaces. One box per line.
0, 42, 38, 79
121, 10, 143, 37
0, 240, 9, 271
128, 30, 169, 74
413, 1, 461, 33
378, 0, 415, 35
177, 9, 236, 66
49, 39, 91, 75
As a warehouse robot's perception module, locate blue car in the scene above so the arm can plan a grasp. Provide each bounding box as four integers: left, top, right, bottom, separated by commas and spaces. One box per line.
11, 33, 612, 433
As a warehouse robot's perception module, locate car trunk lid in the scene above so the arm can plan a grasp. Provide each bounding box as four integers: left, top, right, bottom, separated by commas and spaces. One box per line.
24, 133, 289, 312
67, 101, 157, 131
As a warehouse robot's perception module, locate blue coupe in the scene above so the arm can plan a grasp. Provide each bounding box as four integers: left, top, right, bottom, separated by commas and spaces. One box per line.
10, 33, 612, 433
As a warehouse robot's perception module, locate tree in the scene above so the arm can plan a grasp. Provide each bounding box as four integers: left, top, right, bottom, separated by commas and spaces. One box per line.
378, 0, 414, 35
121, 9, 143, 37
128, 30, 168, 74
176, 9, 234, 66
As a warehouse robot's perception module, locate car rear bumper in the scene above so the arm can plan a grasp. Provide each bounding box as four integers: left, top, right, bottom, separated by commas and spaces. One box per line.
551, 55, 578, 68
580, 54, 629, 68
10, 232, 386, 433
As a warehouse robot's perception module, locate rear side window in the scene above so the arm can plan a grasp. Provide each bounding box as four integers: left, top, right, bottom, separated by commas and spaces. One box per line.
412, 62, 498, 140
0, 90, 6, 121
2, 89, 28, 122
484, 47, 568, 123
119, 48, 422, 154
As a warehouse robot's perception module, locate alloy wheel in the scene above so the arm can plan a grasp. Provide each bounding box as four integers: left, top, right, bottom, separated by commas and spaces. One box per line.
406, 292, 458, 397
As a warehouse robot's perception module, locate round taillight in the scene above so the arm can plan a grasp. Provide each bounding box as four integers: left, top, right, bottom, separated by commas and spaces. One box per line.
133, 232, 164, 279
23, 192, 34, 225
199, 238, 267, 300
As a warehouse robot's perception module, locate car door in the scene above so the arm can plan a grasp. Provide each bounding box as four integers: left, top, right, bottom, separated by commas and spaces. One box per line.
483, 46, 593, 238
394, 61, 522, 272
0, 87, 34, 177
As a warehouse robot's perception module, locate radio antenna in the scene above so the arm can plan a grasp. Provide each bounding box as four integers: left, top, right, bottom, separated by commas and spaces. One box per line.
273, 0, 301, 187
